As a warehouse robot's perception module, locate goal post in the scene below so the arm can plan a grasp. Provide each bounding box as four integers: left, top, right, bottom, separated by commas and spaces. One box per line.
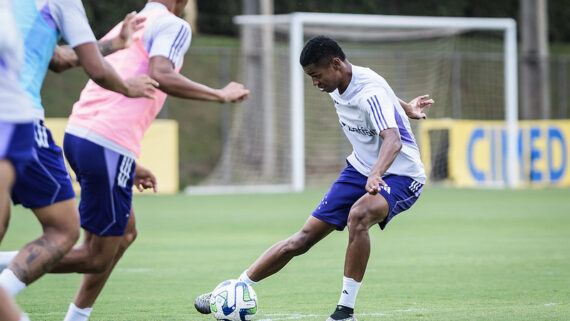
233, 12, 518, 191
185, 12, 519, 194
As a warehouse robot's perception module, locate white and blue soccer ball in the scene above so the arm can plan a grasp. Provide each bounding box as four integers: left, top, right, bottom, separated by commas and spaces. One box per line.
209, 279, 258, 321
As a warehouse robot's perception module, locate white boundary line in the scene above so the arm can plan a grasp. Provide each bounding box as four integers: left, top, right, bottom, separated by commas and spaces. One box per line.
254, 303, 563, 320
184, 184, 294, 195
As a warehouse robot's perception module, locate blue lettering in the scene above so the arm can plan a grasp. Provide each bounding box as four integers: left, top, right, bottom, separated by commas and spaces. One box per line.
529, 128, 542, 182
490, 128, 496, 181
548, 127, 567, 181
468, 128, 485, 182
518, 129, 525, 181
501, 129, 507, 183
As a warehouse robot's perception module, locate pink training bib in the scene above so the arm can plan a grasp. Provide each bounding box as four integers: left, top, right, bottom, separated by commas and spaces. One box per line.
68, 9, 181, 157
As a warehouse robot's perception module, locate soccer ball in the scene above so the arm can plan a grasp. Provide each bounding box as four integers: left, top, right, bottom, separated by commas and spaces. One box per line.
209, 279, 258, 321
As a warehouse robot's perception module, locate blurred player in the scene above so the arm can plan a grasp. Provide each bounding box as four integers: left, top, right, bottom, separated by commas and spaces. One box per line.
11, 1, 249, 320
0, 1, 37, 320
194, 35, 433, 321
0, 0, 158, 304
0, 9, 149, 263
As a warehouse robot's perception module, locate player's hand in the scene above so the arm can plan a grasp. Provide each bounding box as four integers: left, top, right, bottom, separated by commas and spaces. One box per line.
365, 174, 387, 195
134, 164, 157, 193
115, 11, 146, 50
406, 94, 434, 119
219, 82, 250, 103
49, 45, 79, 72
124, 75, 159, 99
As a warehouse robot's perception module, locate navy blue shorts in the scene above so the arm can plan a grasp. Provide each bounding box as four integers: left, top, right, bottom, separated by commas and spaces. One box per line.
11, 121, 75, 208
0, 121, 34, 178
63, 134, 135, 236
312, 162, 424, 230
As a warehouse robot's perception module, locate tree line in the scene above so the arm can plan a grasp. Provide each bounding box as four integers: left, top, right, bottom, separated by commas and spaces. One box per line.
84, 0, 569, 43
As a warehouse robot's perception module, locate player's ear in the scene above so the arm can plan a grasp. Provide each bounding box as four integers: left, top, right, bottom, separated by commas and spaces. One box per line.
331, 57, 343, 70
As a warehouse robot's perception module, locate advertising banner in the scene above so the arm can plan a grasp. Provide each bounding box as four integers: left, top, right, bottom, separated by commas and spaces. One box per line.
420, 120, 569, 187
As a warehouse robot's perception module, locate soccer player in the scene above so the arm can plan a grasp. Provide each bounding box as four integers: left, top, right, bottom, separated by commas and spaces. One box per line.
9, 1, 248, 320
194, 35, 433, 321
0, 1, 38, 320
0, 0, 158, 304
0, 9, 150, 256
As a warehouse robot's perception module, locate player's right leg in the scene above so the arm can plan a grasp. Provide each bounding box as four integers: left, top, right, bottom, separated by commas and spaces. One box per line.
194, 216, 336, 314
57, 209, 137, 321
195, 163, 365, 314
55, 133, 137, 321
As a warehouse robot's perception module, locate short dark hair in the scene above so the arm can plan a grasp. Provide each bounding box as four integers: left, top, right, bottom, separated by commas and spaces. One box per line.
299, 35, 345, 67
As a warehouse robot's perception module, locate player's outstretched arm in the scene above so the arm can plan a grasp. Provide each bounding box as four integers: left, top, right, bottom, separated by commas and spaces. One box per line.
49, 46, 79, 73
399, 95, 434, 119
148, 56, 250, 103
365, 128, 402, 195
73, 42, 158, 98
49, 12, 145, 73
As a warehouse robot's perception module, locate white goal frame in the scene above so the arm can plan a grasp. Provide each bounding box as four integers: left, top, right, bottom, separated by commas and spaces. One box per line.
233, 12, 519, 191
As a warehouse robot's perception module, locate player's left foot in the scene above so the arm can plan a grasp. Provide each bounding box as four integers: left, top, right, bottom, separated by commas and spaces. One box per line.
194, 292, 212, 314
326, 305, 357, 321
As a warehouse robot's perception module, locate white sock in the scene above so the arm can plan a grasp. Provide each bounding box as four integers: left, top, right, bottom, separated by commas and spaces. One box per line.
0, 251, 18, 271
238, 270, 258, 286
63, 303, 92, 321
19, 313, 30, 321
337, 276, 361, 309
0, 269, 26, 297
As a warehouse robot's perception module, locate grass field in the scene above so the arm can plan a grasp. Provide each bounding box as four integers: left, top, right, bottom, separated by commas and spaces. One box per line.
2, 187, 569, 321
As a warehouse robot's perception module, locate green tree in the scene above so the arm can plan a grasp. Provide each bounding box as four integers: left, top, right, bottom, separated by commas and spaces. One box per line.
83, 0, 147, 38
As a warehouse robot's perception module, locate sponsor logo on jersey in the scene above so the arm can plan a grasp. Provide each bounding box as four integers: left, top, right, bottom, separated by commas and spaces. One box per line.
340, 121, 378, 137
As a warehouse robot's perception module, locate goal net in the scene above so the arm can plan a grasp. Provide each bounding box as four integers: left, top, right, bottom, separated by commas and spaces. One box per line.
185, 13, 517, 194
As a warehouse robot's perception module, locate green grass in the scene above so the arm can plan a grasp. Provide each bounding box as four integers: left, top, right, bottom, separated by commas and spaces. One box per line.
2, 188, 569, 320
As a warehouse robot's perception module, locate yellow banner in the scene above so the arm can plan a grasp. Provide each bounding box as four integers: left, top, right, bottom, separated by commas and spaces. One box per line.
420, 120, 570, 187
44, 118, 179, 194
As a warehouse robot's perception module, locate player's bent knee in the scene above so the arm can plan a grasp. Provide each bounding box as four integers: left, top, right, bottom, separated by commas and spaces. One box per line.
122, 227, 138, 249
88, 259, 109, 273
86, 252, 114, 273
53, 219, 80, 245
34, 200, 80, 241
67, 227, 80, 245
347, 206, 373, 233
44, 225, 80, 253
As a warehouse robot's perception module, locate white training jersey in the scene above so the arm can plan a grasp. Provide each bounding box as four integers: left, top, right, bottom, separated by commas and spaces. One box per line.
0, 0, 35, 123
329, 65, 426, 183
35, 0, 96, 48
140, 2, 192, 69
